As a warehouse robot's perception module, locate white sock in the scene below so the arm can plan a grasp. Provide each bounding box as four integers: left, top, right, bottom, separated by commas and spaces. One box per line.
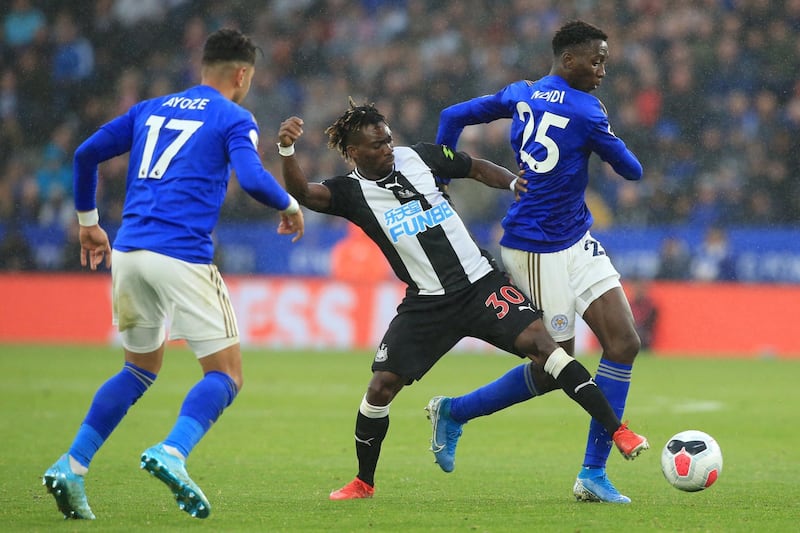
359, 395, 390, 418
162, 444, 185, 461
68, 455, 88, 476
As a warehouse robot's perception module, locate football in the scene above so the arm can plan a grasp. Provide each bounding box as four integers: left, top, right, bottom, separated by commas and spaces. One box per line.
660, 430, 723, 492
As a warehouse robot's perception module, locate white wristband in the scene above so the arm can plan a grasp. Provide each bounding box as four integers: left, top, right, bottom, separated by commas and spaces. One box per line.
281, 195, 300, 215
509, 177, 518, 192
77, 209, 99, 226
277, 143, 295, 157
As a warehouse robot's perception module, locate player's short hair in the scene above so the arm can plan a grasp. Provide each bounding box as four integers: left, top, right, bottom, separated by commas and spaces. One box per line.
326, 98, 388, 161
202, 28, 257, 66
552, 20, 608, 55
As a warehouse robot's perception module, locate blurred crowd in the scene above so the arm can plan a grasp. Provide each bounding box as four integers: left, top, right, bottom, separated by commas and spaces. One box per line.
1, 0, 799, 274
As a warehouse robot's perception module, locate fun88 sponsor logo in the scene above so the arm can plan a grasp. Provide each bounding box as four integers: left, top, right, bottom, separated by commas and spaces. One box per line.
384, 200, 455, 243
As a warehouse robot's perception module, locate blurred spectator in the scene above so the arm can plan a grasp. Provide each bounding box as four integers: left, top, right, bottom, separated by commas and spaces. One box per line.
14, 47, 54, 144
3, 0, 47, 49
691, 226, 738, 282
686, 179, 722, 228
0, 0, 799, 274
627, 279, 658, 352
0, 68, 24, 165
112, 0, 165, 28
330, 223, 393, 284
612, 182, 649, 227
35, 122, 75, 218
655, 236, 691, 281
59, 218, 85, 271
51, 11, 95, 113
0, 225, 35, 271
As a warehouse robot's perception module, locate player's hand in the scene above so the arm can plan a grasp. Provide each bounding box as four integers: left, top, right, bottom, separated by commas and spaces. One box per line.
278, 116, 304, 146
78, 225, 112, 270
513, 168, 528, 201
278, 209, 305, 243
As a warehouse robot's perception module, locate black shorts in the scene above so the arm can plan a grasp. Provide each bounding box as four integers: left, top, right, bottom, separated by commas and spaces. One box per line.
371, 270, 544, 384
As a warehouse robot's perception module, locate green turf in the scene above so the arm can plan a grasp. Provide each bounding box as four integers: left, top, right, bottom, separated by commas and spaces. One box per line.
1, 344, 798, 532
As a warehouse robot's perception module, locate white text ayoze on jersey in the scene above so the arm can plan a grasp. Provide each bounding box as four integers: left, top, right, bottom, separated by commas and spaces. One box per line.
321, 143, 493, 296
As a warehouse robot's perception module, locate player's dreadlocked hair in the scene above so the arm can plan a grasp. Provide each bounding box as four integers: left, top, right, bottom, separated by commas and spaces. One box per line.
551, 20, 608, 55
325, 97, 388, 161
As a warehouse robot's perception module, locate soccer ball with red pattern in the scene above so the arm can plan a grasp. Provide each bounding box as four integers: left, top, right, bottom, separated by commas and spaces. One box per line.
660, 430, 723, 492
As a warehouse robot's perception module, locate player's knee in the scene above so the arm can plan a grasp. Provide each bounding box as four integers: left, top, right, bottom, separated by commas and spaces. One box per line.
231, 372, 243, 392
366, 371, 403, 405
515, 321, 559, 359
604, 329, 641, 363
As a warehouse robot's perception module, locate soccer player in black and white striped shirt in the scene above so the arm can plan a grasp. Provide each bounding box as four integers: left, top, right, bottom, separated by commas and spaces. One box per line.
277, 100, 647, 500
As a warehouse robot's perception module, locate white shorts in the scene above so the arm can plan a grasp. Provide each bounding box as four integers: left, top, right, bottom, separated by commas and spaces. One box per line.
500, 231, 620, 341
111, 249, 239, 355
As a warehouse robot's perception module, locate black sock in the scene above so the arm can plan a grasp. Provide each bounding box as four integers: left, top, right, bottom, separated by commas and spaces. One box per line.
529, 362, 559, 395
354, 412, 389, 486
555, 360, 620, 435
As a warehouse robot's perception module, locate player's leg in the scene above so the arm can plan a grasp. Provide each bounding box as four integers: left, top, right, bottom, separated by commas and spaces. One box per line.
431, 248, 572, 433
426, 270, 555, 472
572, 232, 643, 502
334, 301, 457, 498
480, 277, 647, 477
43, 344, 162, 520
139, 257, 239, 518
43, 250, 163, 519
330, 369, 405, 500
574, 284, 640, 499
503, 241, 646, 503
141, 342, 239, 518
484, 278, 643, 452
429, 362, 549, 473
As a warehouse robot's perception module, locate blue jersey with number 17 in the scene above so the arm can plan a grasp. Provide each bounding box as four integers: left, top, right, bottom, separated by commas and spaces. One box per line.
437, 75, 642, 253
73, 84, 292, 264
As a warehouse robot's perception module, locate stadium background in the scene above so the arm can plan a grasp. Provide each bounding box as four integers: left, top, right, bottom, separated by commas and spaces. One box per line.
0, 0, 798, 355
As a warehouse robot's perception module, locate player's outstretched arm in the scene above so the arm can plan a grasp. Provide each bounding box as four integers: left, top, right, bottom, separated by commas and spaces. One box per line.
467, 158, 526, 195
277, 116, 332, 213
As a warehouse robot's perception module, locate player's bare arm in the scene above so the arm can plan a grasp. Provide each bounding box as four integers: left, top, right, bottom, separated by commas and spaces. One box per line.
278, 116, 333, 213
466, 158, 516, 189
468, 158, 527, 201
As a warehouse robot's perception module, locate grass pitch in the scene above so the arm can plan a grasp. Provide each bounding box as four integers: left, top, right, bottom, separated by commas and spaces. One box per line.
1, 344, 798, 532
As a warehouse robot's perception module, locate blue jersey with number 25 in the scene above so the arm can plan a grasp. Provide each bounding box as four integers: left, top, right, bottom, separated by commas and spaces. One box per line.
73, 84, 291, 263
437, 75, 642, 253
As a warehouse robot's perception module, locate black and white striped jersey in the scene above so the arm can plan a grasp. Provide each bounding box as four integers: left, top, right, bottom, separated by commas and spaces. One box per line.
320, 142, 495, 296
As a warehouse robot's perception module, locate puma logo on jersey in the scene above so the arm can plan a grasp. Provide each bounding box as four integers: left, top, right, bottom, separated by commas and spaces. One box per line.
518, 304, 536, 313
374, 343, 388, 362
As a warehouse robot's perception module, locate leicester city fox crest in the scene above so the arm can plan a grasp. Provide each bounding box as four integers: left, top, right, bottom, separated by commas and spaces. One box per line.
550, 314, 570, 332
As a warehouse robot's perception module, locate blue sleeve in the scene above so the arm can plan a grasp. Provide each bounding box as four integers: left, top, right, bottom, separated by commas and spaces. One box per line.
435, 91, 513, 185
73, 113, 135, 211
230, 147, 291, 211
436, 92, 513, 148
586, 106, 643, 181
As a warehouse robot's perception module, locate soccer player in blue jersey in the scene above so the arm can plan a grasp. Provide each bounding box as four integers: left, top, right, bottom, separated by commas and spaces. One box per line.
42, 28, 304, 520
429, 20, 646, 503
276, 101, 646, 501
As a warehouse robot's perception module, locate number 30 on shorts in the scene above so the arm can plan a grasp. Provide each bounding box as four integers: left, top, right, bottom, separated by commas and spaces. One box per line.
485, 285, 527, 319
